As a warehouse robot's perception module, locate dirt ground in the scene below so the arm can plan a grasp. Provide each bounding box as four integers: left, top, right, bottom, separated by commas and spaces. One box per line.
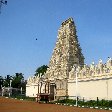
0, 97, 111, 112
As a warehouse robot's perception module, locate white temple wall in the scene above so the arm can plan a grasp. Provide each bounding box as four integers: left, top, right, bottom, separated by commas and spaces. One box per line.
68, 78, 112, 100
26, 84, 38, 97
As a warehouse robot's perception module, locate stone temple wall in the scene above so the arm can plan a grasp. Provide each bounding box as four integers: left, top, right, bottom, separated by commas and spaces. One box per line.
68, 76, 112, 100
69, 58, 112, 80
68, 58, 112, 100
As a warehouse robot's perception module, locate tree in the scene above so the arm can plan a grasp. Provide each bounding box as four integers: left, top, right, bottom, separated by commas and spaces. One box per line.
0, 76, 3, 89
35, 65, 48, 76
3, 75, 12, 87
0, 73, 26, 93
11, 73, 24, 89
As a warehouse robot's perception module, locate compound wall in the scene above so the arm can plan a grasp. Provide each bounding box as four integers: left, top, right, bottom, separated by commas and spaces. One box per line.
26, 85, 38, 97
68, 77, 112, 100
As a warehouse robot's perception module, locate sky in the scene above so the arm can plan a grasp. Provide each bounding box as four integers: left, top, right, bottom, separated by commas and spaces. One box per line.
0, 0, 112, 79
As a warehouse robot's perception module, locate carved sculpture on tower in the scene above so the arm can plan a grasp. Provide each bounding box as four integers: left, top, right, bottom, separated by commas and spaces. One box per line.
45, 18, 84, 97
46, 18, 84, 80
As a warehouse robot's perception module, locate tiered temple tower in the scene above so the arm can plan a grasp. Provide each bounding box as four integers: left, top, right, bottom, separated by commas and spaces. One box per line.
45, 18, 84, 97
26, 18, 112, 100
46, 18, 84, 80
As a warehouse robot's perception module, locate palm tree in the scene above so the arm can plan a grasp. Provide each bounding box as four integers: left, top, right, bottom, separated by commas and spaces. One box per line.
35, 65, 49, 76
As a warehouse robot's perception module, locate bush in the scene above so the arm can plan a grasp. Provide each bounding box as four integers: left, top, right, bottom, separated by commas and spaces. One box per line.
57, 97, 112, 108
10, 95, 35, 101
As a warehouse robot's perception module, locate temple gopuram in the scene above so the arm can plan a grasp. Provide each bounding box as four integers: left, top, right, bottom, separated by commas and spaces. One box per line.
26, 18, 112, 101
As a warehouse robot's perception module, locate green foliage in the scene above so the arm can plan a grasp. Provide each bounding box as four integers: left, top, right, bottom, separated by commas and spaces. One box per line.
11, 73, 23, 88
0, 76, 3, 88
1, 73, 26, 91
58, 99, 75, 104
35, 65, 48, 76
11, 73, 25, 90
3, 75, 12, 87
57, 98, 112, 108
11, 95, 35, 101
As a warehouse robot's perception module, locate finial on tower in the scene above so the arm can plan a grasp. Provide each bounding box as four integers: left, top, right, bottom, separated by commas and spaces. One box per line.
61, 17, 74, 26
